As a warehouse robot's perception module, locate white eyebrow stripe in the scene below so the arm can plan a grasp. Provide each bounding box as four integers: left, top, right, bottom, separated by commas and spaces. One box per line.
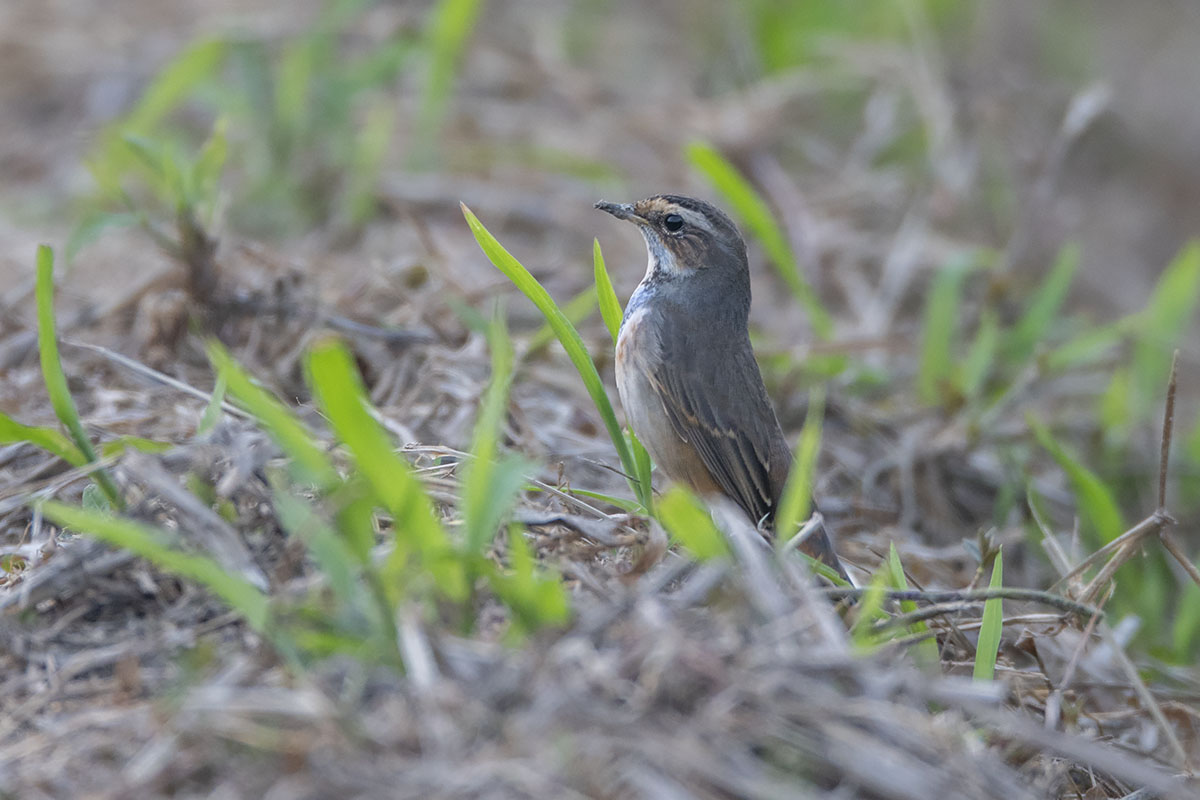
674, 207, 714, 234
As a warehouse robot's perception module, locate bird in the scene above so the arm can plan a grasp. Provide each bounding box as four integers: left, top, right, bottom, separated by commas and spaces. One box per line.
595, 194, 849, 581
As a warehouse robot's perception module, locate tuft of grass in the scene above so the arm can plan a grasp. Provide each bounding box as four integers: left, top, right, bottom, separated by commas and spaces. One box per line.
42, 331, 570, 670
303, 337, 467, 604
685, 140, 833, 339
973, 549, 1004, 681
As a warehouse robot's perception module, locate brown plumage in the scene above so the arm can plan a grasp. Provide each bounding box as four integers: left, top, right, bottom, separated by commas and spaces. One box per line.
597, 194, 849, 581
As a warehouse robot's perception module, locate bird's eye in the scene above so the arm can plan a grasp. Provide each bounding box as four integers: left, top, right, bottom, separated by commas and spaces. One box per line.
663, 213, 684, 233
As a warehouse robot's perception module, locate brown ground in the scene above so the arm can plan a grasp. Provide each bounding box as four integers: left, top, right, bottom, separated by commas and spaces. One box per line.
1, 2, 1198, 798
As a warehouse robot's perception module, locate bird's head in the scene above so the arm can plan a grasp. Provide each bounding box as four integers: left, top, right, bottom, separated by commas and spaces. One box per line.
595, 195, 748, 282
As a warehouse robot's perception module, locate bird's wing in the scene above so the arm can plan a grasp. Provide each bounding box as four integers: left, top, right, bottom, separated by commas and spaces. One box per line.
646, 333, 790, 525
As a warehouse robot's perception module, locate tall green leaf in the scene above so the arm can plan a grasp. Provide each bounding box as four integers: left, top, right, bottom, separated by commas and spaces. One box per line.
918, 256, 977, 404
208, 341, 340, 492
657, 487, 729, 561
1004, 243, 1079, 364
305, 338, 467, 602
1029, 417, 1124, 544
461, 311, 531, 555
776, 387, 825, 547
593, 239, 622, 345
887, 543, 941, 666
41, 501, 269, 631
974, 549, 1004, 681
35, 246, 122, 507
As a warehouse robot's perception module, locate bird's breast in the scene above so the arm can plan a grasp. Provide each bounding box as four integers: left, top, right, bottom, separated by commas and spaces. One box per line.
615, 302, 722, 498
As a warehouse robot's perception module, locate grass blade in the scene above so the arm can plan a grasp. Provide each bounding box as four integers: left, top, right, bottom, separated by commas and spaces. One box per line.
36, 245, 123, 507
657, 487, 728, 561
686, 140, 832, 338
958, 308, 1000, 401
413, 0, 484, 164
41, 500, 269, 631
593, 239, 622, 345
1004, 243, 1079, 364
207, 340, 340, 492
462, 310, 531, 555
1132, 242, 1200, 415
196, 373, 227, 437
0, 411, 86, 467
1029, 417, 1124, 545
776, 387, 825, 547
526, 286, 596, 357
918, 256, 977, 405
974, 549, 1004, 681
461, 203, 648, 510
305, 337, 467, 602
887, 543, 941, 666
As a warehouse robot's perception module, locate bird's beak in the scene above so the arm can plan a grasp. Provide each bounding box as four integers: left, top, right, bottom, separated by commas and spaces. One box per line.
595, 201, 646, 225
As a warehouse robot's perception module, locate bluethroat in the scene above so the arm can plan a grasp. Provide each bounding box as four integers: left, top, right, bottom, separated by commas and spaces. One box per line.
596, 194, 848, 581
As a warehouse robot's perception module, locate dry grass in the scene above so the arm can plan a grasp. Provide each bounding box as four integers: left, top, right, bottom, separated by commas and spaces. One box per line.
2, 2, 1200, 798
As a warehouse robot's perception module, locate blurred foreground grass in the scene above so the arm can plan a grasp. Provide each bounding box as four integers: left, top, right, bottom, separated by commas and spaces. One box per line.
5, 0, 1200, 713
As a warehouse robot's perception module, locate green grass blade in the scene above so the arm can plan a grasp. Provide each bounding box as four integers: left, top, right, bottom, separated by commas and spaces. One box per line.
461, 204, 648, 509
887, 543, 940, 666
0, 411, 86, 467
41, 501, 269, 631
462, 310, 532, 554
99, 436, 173, 457
487, 525, 571, 634
1133, 241, 1200, 414
413, 0, 484, 163
630, 430, 654, 515
591, 239, 655, 511
526, 286, 596, 357
685, 140, 832, 338
1004, 243, 1079, 364
1045, 317, 1129, 372
196, 373, 227, 437
344, 100, 396, 227
593, 239, 622, 345
207, 340, 340, 492
973, 549, 1004, 681
657, 487, 728, 561
958, 308, 1000, 401
65, 211, 140, 265
272, 481, 369, 614
562, 488, 642, 512
1029, 417, 1124, 545
122, 39, 227, 134
850, 572, 889, 651
36, 245, 123, 507
304, 338, 468, 602
918, 256, 976, 405
776, 387, 825, 547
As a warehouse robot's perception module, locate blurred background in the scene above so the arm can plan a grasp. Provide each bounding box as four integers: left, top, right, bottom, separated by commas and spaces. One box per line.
2, 0, 1200, 659
3, 0, 1200, 309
